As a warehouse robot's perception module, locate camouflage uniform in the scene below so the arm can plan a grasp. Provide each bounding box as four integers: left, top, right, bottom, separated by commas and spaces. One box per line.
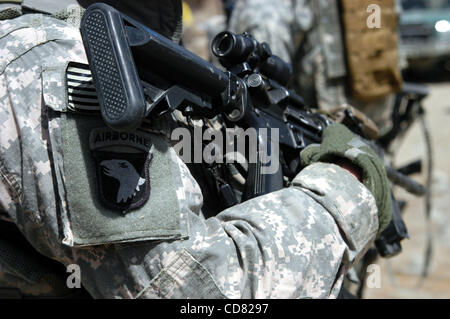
0, 6, 379, 298
229, 0, 399, 132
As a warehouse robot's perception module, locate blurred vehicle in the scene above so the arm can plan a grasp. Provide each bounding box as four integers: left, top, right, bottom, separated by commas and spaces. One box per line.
400, 0, 450, 71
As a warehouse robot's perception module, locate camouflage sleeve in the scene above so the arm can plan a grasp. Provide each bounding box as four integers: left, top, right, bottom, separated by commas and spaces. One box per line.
69, 160, 378, 299
0, 13, 378, 299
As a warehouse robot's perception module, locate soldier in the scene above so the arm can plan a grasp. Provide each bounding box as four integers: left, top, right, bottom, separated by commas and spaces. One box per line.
229, 0, 404, 134
0, 0, 391, 298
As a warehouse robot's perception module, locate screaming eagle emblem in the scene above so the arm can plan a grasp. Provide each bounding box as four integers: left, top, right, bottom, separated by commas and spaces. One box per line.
90, 128, 153, 214
100, 159, 146, 204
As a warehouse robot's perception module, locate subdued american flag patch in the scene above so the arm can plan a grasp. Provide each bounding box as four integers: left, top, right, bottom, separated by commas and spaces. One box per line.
66, 62, 100, 113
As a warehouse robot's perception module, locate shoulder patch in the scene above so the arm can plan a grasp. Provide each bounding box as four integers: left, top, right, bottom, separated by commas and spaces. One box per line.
89, 127, 153, 214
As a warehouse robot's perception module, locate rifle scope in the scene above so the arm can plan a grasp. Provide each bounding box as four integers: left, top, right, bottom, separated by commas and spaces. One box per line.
212, 31, 293, 86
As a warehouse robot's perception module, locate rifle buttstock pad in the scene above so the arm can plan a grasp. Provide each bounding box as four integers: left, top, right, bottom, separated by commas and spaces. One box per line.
81, 4, 146, 131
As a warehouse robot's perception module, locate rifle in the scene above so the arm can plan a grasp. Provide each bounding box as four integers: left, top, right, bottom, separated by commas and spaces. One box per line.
79, 3, 425, 266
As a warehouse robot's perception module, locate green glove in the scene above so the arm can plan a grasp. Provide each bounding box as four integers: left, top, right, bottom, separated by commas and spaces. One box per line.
300, 123, 392, 234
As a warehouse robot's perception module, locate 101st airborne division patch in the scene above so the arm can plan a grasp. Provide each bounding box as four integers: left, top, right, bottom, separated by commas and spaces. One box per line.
89, 127, 153, 214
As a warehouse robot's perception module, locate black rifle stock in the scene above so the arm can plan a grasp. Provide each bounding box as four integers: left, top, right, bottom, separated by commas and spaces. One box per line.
80, 3, 243, 131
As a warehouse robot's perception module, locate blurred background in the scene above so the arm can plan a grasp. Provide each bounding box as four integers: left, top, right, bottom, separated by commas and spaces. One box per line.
181, 0, 450, 299
400, 0, 450, 77
365, 1, 450, 299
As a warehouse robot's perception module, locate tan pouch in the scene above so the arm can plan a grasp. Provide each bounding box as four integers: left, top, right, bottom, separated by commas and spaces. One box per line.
341, 0, 403, 102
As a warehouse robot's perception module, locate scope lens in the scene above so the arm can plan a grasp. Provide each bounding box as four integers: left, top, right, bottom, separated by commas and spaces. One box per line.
213, 32, 234, 57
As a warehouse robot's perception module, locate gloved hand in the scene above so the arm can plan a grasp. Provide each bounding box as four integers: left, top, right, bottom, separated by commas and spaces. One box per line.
300, 123, 392, 234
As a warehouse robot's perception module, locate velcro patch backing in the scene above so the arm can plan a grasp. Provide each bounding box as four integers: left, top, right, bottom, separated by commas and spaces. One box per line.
61, 113, 187, 247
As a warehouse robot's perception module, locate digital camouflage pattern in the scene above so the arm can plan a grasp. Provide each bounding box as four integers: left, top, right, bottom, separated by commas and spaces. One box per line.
228, 0, 397, 133
0, 10, 379, 298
